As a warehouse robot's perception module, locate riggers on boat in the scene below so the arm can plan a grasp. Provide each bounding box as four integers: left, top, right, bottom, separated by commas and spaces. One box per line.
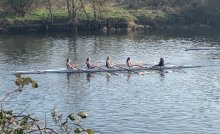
13, 65, 202, 75
185, 47, 220, 51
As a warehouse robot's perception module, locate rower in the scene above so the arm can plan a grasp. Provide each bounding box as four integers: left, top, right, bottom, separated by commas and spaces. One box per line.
66, 58, 78, 70
66, 58, 73, 70
86, 58, 97, 69
106, 57, 114, 68
126, 57, 143, 68
158, 57, 164, 67
126, 57, 132, 67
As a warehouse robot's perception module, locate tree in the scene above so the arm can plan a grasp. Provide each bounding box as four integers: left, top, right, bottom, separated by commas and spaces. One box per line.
88, 0, 111, 21
46, 0, 53, 24
6, 0, 34, 16
65, 0, 80, 24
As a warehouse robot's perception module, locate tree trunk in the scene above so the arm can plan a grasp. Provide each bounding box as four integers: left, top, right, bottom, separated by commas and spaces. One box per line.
79, 0, 90, 21
71, 0, 77, 31
47, 0, 53, 24
91, 0, 97, 20
66, 0, 72, 22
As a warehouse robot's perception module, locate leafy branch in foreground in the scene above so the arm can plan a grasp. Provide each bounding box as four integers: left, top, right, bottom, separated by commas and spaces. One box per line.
52, 109, 94, 134
0, 74, 94, 134
14, 73, 38, 90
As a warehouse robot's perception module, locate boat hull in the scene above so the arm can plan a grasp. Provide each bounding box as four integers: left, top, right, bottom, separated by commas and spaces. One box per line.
13, 65, 202, 74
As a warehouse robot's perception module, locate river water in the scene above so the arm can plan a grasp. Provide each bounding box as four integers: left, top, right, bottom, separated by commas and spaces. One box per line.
0, 30, 220, 133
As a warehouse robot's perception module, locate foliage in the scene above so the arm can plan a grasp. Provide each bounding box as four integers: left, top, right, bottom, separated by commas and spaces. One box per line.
14, 73, 38, 90
0, 74, 42, 133
4, 0, 34, 17
1, 0, 220, 27
52, 109, 94, 134
129, 9, 167, 21
103, 7, 135, 21
0, 74, 94, 133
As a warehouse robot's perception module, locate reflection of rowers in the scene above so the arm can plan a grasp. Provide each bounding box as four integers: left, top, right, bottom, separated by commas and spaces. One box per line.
126, 57, 143, 67
86, 58, 97, 69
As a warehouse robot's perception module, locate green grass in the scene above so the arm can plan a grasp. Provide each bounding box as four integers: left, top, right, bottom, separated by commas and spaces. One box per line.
77, 7, 135, 21
0, 8, 68, 24
102, 8, 136, 21
129, 9, 168, 20
0, 7, 168, 25
25, 8, 68, 20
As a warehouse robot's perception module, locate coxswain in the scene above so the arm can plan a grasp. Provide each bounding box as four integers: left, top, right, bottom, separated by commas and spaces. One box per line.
106, 57, 114, 68
158, 57, 164, 67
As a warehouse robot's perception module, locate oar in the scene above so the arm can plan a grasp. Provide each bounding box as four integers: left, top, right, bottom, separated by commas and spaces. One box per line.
70, 63, 85, 73
114, 65, 143, 74
75, 67, 85, 73
95, 66, 119, 76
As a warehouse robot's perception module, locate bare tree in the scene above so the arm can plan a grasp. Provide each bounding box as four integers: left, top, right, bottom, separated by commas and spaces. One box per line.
7, 0, 33, 16
79, 0, 90, 21
65, 0, 80, 24
88, 0, 110, 21
46, 0, 53, 24
66, 0, 71, 21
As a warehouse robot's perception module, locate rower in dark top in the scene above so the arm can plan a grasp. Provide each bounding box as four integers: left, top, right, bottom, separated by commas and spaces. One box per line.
158, 57, 164, 67
106, 56, 114, 68
86, 58, 96, 69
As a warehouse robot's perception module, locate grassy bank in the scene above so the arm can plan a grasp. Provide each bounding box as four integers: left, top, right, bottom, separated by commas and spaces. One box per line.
0, 6, 167, 26
1, 0, 220, 33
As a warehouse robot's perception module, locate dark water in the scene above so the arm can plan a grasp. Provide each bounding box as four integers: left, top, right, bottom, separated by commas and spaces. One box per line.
0, 30, 220, 133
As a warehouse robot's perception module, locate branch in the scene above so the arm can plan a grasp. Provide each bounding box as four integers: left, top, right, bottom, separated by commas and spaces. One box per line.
0, 90, 17, 102
5, 104, 30, 128
28, 127, 58, 134
79, 0, 90, 21
18, 104, 30, 116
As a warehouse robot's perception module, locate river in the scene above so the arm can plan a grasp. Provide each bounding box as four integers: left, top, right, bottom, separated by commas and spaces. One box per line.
0, 30, 220, 133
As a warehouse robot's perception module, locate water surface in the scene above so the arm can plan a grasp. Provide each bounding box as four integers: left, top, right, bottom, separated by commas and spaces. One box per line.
0, 30, 220, 133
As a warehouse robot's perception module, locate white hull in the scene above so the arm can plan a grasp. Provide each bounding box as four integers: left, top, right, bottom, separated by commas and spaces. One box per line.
13, 65, 202, 74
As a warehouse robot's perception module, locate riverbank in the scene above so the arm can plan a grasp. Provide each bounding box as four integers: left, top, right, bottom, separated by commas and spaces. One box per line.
0, 19, 137, 34
0, 19, 217, 34
0, 8, 220, 34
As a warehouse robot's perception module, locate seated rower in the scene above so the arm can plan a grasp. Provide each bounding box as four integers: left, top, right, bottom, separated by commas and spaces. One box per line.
126, 57, 132, 67
106, 56, 114, 68
66, 58, 78, 70
86, 58, 97, 69
126, 57, 143, 67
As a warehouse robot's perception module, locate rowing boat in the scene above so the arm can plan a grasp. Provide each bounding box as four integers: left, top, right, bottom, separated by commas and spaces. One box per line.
186, 47, 220, 51
13, 65, 202, 75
